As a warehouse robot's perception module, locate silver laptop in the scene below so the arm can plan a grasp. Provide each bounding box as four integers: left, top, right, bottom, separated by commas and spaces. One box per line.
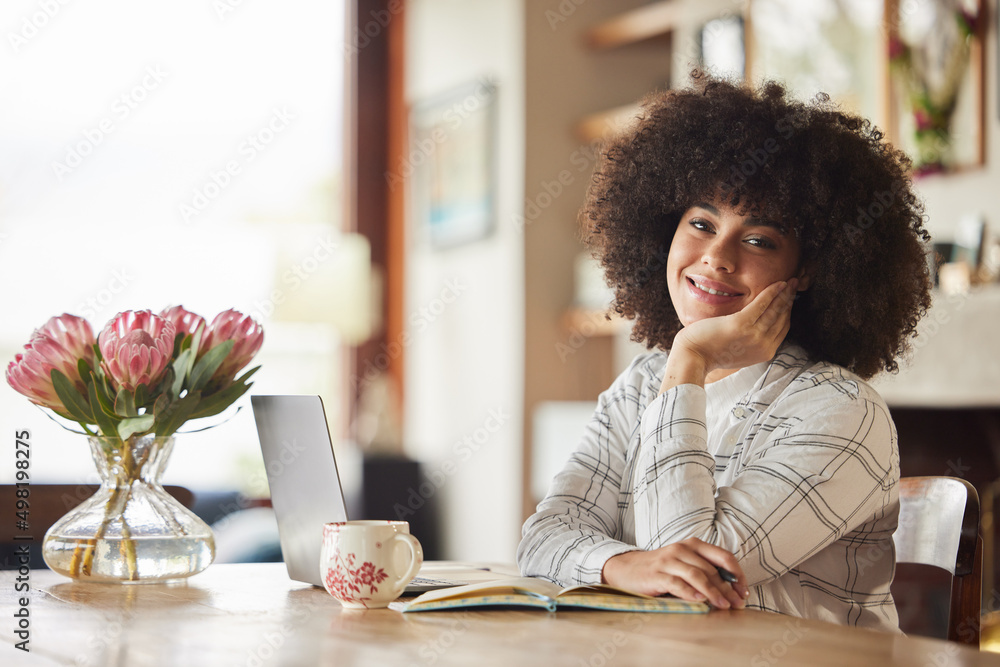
250, 395, 461, 593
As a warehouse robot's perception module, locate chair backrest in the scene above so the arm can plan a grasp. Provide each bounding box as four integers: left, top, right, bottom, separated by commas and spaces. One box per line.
893, 476, 982, 645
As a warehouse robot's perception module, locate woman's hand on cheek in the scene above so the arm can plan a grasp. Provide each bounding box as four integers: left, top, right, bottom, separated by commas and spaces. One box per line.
601, 538, 749, 609
661, 278, 797, 392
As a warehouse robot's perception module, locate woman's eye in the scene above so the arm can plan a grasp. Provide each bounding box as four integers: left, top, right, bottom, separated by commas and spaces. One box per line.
689, 219, 712, 232
746, 236, 776, 249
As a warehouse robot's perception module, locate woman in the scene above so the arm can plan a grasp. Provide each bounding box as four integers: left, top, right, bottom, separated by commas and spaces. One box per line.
517, 73, 932, 632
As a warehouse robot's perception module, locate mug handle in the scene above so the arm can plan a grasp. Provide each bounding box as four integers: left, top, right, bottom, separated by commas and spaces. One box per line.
386, 532, 423, 597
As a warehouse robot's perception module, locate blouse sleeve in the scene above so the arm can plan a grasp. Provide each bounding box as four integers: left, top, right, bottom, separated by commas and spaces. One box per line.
516, 358, 651, 586
633, 382, 898, 585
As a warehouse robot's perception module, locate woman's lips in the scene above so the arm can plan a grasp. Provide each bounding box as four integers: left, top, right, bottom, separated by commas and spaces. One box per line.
685, 276, 743, 304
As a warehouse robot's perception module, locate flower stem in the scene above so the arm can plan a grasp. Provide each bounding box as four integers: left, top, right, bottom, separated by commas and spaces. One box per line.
77, 436, 149, 580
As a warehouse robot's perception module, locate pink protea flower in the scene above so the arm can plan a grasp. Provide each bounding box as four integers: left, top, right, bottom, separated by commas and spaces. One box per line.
200, 309, 264, 383
888, 36, 907, 61
159, 305, 207, 341
33, 314, 96, 384
6, 314, 96, 415
914, 109, 935, 132
99, 310, 176, 392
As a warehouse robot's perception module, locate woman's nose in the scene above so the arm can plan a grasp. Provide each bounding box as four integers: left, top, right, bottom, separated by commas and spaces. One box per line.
701, 239, 737, 273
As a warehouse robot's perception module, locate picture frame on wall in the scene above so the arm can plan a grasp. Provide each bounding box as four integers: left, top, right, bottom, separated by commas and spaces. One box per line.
746, 0, 984, 177
408, 79, 497, 249
887, 0, 985, 175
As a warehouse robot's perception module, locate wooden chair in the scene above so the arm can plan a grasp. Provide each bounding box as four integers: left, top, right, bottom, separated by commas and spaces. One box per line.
893, 476, 983, 646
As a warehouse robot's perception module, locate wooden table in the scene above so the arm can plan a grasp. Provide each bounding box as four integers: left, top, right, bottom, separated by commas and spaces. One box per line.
4, 562, 1000, 666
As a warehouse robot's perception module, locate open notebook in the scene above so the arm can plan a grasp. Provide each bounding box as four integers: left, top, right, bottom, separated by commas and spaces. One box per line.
402, 577, 711, 613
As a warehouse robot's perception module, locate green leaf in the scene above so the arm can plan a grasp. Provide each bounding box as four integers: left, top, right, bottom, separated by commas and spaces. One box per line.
133, 383, 149, 410
172, 330, 186, 357
233, 365, 259, 386
114, 388, 137, 418
188, 340, 233, 392
51, 369, 94, 424
189, 381, 253, 420
77, 358, 93, 383
90, 372, 118, 419
152, 393, 170, 418
189, 366, 259, 421
190, 327, 203, 357
154, 391, 201, 437
88, 381, 121, 440
171, 347, 194, 397
151, 367, 175, 400
117, 414, 154, 440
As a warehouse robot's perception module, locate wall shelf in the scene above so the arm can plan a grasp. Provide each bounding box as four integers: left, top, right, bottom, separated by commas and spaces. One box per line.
576, 102, 644, 142
585, 1, 680, 50
562, 307, 627, 338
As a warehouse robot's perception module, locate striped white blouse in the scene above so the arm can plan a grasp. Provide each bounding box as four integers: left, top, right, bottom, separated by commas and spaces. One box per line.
518, 345, 900, 632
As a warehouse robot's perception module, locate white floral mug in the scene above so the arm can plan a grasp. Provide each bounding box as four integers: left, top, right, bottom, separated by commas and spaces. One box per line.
320, 520, 423, 609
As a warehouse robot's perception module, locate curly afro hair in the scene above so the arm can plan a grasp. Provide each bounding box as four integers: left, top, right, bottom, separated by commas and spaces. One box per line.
581, 72, 932, 380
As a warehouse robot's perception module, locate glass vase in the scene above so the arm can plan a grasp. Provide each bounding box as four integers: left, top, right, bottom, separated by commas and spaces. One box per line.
42, 434, 215, 583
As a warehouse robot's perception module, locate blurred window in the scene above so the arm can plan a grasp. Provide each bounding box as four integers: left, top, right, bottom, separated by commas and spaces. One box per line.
0, 0, 347, 493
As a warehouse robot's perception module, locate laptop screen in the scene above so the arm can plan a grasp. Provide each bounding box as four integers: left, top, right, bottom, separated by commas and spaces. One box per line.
250, 395, 349, 587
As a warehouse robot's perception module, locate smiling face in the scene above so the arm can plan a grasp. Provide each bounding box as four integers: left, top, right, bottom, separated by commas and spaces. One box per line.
666, 200, 809, 326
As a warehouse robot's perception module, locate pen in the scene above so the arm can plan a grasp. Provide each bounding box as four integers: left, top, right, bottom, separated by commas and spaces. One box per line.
717, 566, 738, 584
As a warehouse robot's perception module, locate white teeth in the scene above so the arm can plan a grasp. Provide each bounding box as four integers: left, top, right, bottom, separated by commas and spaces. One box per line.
693, 280, 736, 297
